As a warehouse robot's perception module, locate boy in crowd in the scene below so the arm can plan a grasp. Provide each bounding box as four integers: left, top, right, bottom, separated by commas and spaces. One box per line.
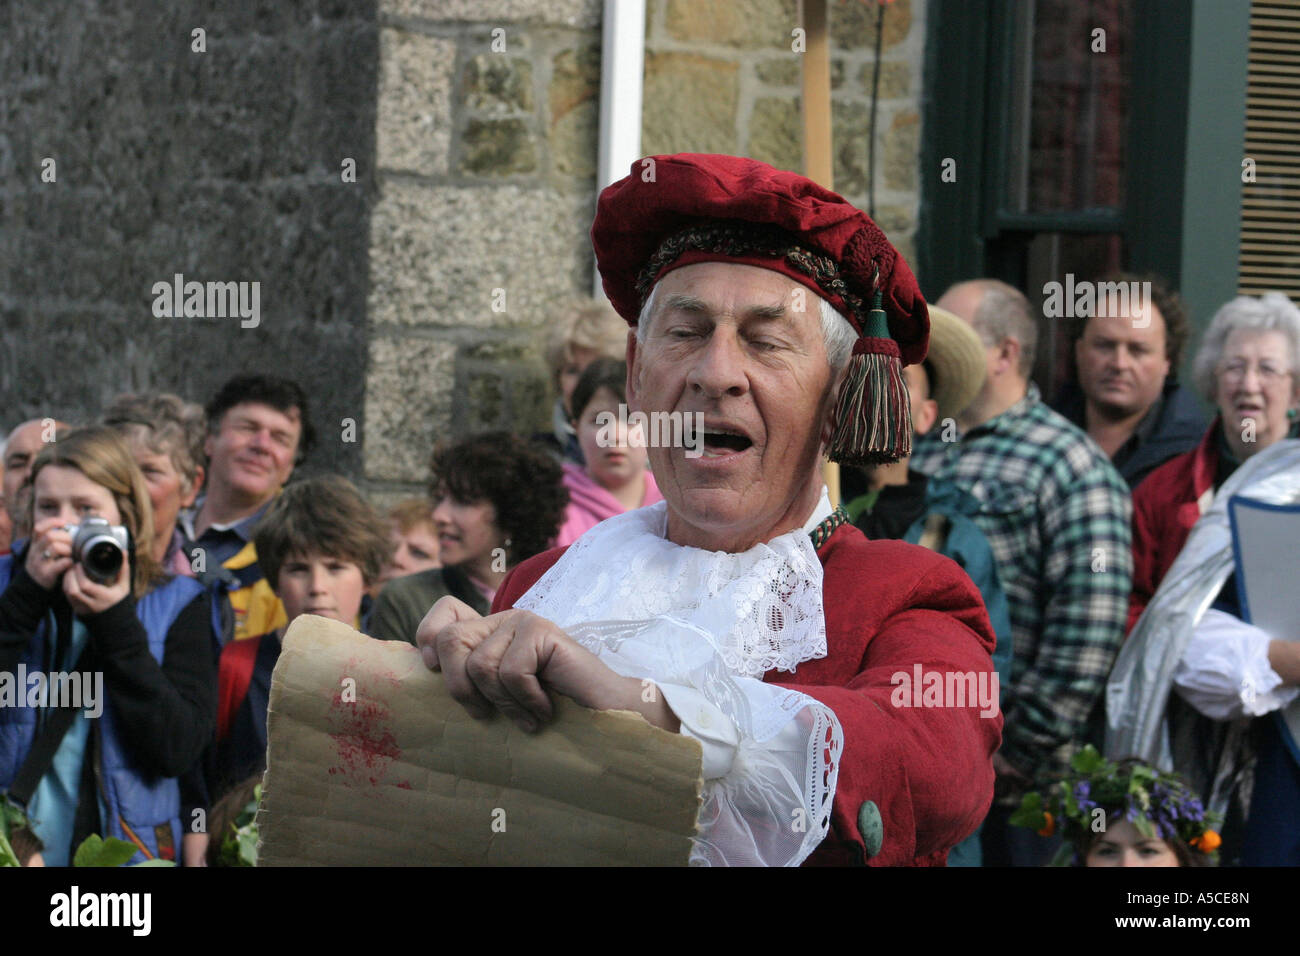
182, 475, 389, 864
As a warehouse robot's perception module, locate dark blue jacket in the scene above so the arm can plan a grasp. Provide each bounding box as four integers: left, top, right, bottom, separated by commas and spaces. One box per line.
0, 552, 211, 864
1052, 379, 1207, 489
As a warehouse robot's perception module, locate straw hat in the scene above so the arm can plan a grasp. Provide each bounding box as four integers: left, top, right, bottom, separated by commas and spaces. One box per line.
923, 305, 987, 423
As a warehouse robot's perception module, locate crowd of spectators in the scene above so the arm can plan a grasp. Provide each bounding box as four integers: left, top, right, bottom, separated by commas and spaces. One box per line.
2, 278, 1297, 868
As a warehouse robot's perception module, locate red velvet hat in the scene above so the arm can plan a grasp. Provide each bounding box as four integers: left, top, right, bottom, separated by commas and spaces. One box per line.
590, 153, 930, 465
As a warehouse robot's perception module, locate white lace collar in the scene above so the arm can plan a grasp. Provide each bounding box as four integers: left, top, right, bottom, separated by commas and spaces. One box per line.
516, 491, 832, 677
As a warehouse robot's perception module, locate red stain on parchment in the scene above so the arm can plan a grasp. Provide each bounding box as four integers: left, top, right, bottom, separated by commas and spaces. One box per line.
345, 656, 404, 691
326, 685, 401, 790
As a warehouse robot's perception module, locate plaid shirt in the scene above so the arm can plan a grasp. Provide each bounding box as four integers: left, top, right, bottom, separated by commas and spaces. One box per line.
911, 383, 1132, 782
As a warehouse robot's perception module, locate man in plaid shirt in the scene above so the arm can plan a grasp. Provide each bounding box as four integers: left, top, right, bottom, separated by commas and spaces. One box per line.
910, 279, 1131, 866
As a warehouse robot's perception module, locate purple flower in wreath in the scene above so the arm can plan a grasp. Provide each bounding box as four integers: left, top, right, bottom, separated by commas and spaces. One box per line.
1153, 811, 1175, 840
1073, 780, 1096, 813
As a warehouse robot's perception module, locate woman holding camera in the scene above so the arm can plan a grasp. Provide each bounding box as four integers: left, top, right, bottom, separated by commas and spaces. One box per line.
0, 427, 215, 865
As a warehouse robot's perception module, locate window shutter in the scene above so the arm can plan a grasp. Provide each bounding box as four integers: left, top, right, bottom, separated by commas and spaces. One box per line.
1239, 0, 1300, 298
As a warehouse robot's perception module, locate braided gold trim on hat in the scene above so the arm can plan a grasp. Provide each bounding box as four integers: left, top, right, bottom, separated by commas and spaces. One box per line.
636, 221, 871, 323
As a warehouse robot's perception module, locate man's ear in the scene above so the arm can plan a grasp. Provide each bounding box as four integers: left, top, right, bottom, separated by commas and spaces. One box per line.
181, 464, 206, 507
913, 397, 939, 437
998, 337, 1022, 376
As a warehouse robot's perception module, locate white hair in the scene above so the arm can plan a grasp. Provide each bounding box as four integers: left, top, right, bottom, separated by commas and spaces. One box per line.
1192, 292, 1300, 401
636, 281, 856, 374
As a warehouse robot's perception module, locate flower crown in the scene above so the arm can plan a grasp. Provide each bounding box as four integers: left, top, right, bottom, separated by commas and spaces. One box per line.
1009, 745, 1221, 862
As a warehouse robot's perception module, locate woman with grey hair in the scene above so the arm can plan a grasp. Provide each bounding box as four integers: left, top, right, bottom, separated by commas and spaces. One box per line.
102, 393, 207, 576
542, 297, 628, 464
1114, 291, 1300, 865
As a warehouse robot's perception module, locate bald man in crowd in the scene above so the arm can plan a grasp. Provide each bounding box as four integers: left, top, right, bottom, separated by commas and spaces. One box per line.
2, 418, 76, 551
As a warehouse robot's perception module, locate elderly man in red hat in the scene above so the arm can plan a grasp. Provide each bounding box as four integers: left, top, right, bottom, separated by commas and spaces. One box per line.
416, 154, 1000, 866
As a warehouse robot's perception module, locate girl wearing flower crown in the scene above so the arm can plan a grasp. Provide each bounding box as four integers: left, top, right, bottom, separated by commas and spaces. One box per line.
1011, 746, 1220, 867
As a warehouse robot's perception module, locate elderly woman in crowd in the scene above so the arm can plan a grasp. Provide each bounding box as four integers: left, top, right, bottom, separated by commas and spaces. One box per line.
416, 154, 999, 867
542, 297, 628, 464
368, 432, 567, 644
1109, 291, 1300, 866
102, 393, 208, 577
556, 358, 663, 546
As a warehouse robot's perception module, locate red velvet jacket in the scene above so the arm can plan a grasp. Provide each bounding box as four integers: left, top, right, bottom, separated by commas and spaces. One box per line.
491, 521, 1001, 866
1127, 422, 1219, 635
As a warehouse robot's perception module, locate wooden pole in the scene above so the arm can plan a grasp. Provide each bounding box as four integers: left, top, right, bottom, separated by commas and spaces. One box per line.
801, 0, 841, 508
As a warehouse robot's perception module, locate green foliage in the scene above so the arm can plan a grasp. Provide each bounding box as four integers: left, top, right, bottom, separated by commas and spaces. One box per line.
0, 829, 20, 868
72, 834, 143, 868
1070, 744, 1106, 774
218, 784, 262, 867
1060, 779, 1078, 818
1008, 790, 1044, 829
0, 796, 25, 835
1, 797, 28, 867
72, 834, 176, 867
1011, 744, 1220, 862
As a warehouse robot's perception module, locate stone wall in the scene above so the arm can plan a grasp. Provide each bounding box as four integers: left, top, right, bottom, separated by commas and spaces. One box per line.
0, 0, 928, 505
642, 0, 926, 264
0, 0, 379, 480
363, 0, 604, 503
365, 0, 928, 503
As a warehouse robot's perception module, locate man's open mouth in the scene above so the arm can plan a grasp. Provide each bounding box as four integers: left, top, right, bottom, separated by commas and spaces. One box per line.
701, 428, 753, 457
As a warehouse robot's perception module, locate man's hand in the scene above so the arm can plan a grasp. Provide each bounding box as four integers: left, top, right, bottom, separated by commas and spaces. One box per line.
415, 596, 680, 734
414, 596, 482, 671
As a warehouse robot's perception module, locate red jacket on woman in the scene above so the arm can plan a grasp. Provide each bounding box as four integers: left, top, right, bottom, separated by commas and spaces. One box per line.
1127, 421, 1220, 634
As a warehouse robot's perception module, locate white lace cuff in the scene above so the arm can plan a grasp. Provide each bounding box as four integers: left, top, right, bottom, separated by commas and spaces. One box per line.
1173, 608, 1299, 719
684, 684, 841, 867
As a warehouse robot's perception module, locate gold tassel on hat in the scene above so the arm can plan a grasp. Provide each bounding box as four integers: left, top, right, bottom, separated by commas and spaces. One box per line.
827, 288, 913, 466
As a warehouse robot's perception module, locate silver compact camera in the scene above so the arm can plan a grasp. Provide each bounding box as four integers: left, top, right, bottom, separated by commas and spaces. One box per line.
61, 517, 130, 584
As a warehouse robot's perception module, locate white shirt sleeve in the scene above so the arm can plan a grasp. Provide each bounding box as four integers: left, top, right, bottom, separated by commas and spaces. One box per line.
657, 682, 809, 780
1172, 608, 1299, 720
656, 683, 739, 779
